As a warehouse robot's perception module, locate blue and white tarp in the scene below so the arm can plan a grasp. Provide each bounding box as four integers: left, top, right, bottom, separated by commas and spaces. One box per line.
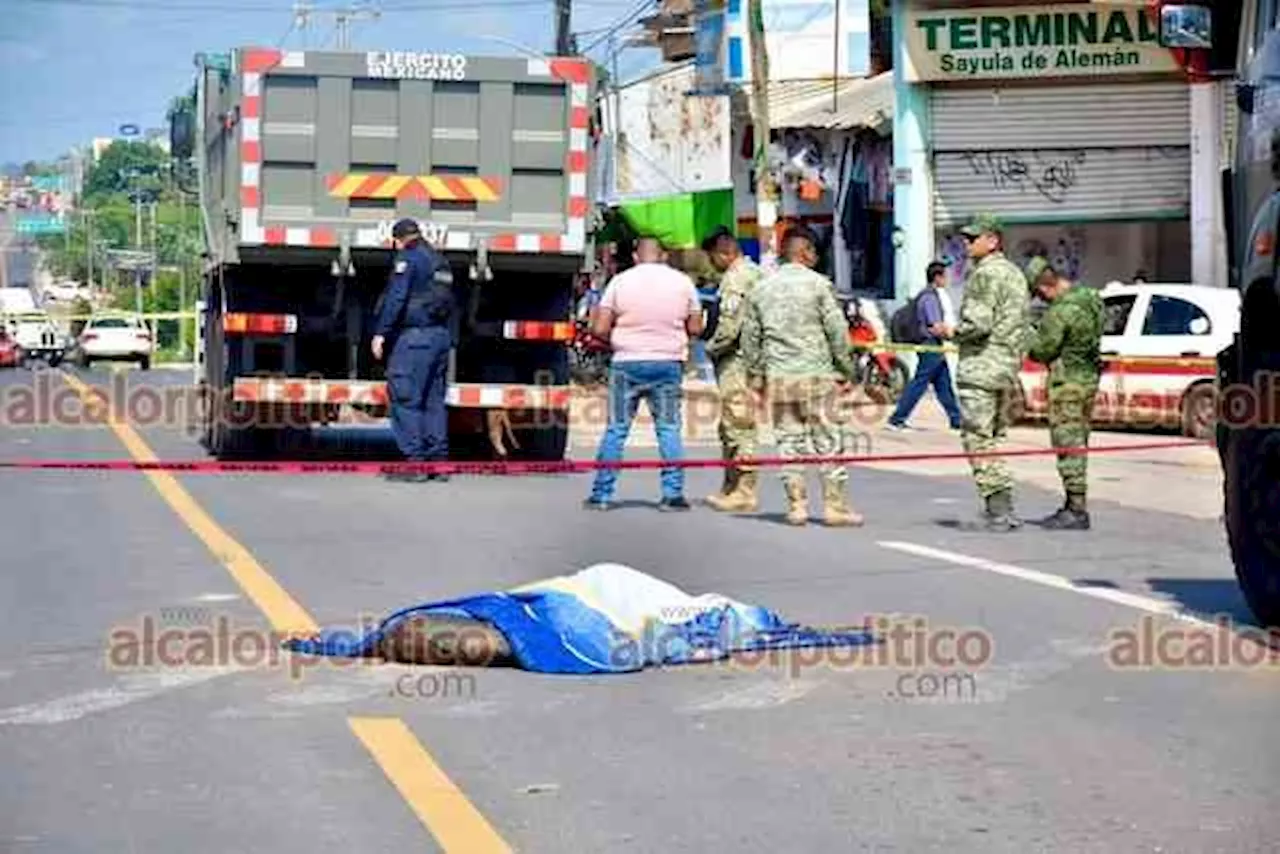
284, 563, 877, 674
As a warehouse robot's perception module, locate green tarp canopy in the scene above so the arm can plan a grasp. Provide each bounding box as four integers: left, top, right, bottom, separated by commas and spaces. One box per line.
616, 189, 734, 250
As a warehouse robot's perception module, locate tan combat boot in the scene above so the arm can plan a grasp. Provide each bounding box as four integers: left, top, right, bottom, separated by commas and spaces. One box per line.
706, 471, 759, 512
705, 465, 741, 508
783, 477, 808, 526
821, 480, 864, 527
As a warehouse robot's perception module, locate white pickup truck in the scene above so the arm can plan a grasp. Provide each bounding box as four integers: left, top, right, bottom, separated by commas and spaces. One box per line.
2, 311, 67, 366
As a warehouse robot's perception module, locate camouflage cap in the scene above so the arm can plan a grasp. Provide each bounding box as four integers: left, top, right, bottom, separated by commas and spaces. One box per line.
959, 213, 1002, 238
1024, 255, 1054, 288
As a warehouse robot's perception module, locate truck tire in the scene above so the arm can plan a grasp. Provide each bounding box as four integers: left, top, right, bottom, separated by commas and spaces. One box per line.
1223, 426, 1280, 628
1180, 382, 1216, 440
205, 386, 268, 460
516, 416, 570, 462
210, 401, 260, 459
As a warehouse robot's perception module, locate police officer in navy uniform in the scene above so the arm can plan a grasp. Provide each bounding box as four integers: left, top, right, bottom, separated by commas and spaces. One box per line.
372, 218, 456, 482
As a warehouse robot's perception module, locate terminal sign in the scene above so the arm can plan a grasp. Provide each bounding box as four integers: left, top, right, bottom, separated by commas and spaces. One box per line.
904, 4, 1183, 82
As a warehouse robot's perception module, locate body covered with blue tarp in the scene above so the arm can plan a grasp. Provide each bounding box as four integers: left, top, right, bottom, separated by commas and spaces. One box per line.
284, 564, 876, 674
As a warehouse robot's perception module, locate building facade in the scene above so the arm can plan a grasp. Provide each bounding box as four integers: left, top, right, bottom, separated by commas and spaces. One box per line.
893, 0, 1226, 300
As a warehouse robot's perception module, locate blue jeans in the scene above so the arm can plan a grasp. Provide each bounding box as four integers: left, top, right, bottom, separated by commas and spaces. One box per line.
890, 351, 962, 428
589, 360, 685, 501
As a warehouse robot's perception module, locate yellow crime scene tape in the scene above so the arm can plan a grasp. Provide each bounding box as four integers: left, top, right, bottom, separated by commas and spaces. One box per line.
29, 311, 200, 321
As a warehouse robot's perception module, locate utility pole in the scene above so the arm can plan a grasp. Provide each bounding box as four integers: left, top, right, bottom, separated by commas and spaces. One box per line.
149, 201, 158, 344
334, 4, 380, 50
178, 188, 187, 358
83, 209, 94, 291
132, 192, 144, 316
555, 0, 572, 55
289, 2, 378, 50
292, 1, 314, 47
746, 0, 777, 269
831, 0, 840, 111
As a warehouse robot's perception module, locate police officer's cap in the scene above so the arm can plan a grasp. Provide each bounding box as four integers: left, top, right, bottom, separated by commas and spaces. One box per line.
1024, 256, 1054, 289
391, 218, 420, 239
959, 212, 1002, 239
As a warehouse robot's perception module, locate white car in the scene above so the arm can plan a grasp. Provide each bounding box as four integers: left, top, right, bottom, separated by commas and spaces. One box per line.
42, 281, 92, 303
77, 314, 154, 370
1018, 283, 1240, 439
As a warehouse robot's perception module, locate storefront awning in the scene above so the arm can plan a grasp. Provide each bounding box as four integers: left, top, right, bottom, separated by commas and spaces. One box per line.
735, 72, 893, 134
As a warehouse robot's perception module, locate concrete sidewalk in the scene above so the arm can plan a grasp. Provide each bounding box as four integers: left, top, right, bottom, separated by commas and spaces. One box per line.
568, 384, 1222, 520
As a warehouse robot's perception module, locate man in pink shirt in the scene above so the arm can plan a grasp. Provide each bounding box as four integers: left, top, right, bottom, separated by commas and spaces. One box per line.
584, 235, 704, 510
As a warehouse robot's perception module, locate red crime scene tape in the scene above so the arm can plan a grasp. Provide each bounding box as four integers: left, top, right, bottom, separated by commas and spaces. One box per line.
0, 440, 1210, 475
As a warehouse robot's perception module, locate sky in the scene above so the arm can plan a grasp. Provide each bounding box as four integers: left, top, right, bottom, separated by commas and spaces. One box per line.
0, 0, 662, 164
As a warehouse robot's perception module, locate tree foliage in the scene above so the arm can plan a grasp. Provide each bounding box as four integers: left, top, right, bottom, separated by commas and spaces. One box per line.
81, 140, 170, 201
38, 140, 201, 299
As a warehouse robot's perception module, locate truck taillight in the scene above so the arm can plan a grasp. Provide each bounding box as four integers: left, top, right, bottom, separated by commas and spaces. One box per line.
1255, 230, 1274, 258
503, 321, 575, 342
223, 313, 298, 335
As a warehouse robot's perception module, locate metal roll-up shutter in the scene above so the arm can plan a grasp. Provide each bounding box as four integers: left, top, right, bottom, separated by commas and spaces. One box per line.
1221, 78, 1238, 171
931, 82, 1191, 226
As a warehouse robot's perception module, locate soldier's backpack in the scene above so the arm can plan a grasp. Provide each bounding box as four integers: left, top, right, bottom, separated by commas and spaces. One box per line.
889, 292, 926, 344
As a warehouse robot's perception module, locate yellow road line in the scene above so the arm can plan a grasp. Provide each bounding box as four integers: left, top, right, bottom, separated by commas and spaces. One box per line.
348, 717, 514, 854
61, 370, 510, 850
59, 370, 318, 636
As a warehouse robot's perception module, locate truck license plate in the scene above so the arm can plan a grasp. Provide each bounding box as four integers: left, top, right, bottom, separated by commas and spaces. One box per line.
377, 219, 449, 246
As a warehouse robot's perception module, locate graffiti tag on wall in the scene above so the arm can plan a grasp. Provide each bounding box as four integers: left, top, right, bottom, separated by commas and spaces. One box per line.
960, 149, 1088, 204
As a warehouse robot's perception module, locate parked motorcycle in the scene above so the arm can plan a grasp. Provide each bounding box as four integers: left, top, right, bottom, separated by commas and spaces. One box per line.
570, 289, 611, 386
843, 297, 908, 402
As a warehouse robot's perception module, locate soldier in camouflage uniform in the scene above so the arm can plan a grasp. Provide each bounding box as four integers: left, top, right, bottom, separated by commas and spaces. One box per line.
1025, 256, 1104, 530
701, 226, 764, 511
945, 213, 1032, 531
740, 226, 862, 527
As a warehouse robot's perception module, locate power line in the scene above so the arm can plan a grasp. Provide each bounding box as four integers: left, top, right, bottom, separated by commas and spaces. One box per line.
578, 0, 653, 56
11, 0, 616, 10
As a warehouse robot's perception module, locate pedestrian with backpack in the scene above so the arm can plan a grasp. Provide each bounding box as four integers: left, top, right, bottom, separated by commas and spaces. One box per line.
886, 261, 962, 430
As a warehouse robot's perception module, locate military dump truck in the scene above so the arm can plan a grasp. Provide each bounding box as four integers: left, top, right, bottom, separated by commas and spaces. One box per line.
168, 47, 596, 459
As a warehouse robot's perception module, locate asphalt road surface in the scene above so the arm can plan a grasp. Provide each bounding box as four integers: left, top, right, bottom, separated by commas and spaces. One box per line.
2, 366, 1277, 853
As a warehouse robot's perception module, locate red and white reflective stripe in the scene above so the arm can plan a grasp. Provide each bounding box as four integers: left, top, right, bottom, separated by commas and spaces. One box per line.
239, 47, 275, 246
502, 320, 575, 341
238, 48, 590, 254
491, 58, 591, 254
223, 313, 298, 335
232, 378, 571, 409
1020, 356, 1216, 376
238, 48, 321, 247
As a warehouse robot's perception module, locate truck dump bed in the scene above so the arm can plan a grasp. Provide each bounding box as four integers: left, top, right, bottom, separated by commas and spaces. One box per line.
199, 47, 594, 265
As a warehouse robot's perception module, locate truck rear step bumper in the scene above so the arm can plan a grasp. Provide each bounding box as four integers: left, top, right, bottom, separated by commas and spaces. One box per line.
232, 378, 570, 409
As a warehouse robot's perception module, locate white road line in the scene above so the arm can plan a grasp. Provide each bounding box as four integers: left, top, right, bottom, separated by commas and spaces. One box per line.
877, 540, 1216, 628
0, 667, 241, 726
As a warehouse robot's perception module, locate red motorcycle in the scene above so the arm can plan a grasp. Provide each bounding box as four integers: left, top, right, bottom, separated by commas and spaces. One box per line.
844, 298, 908, 401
